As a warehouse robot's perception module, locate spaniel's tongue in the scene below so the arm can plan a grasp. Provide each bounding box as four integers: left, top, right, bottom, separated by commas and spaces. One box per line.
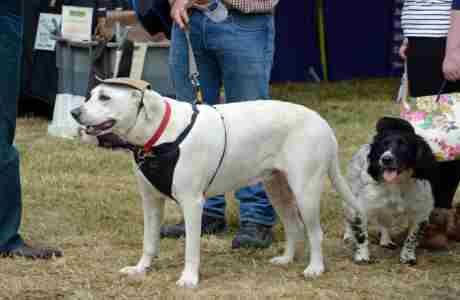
383, 170, 398, 183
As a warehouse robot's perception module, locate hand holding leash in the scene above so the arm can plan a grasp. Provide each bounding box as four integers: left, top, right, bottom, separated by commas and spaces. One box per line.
170, 0, 192, 29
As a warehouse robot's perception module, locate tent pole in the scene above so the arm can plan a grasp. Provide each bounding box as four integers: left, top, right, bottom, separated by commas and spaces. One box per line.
317, 0, 328, 81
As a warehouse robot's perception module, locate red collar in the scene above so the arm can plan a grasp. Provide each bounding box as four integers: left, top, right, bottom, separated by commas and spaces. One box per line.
143, 100, 172, 152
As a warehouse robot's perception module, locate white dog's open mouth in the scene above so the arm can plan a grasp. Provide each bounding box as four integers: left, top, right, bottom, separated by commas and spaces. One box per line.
85, 119, 116, 135
382, 168, 402, 183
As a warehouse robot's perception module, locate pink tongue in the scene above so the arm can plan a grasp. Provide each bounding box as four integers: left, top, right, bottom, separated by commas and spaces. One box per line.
383, 170, 398, 183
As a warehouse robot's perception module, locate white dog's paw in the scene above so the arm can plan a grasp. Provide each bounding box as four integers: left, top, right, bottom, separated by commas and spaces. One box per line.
353, 255, 372, 265
270, 255, 293, 265
343, 231, 354, 243
176, 271, 199, 288
119, 266, 148, 276
303, 263, 325, 278
353, 247, 372, 265
400, 251, 417, 266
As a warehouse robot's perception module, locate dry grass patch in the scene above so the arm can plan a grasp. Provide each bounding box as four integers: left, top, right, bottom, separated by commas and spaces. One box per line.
2, 79, 460, 299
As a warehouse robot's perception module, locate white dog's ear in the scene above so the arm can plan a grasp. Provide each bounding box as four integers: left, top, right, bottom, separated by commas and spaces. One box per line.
139, 89, 163, 120
130, 89, 143, 104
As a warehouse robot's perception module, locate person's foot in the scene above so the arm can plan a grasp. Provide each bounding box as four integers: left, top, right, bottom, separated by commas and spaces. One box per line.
419, 223, 449, 250
160, 215, 227, 238
419, 208, 449, 251
447, 204, 460, 242
231, 222, 274, 249
1, 243, 63, 259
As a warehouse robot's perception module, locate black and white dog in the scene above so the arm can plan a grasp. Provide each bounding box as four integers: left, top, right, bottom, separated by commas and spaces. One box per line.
344, 117, 437, 265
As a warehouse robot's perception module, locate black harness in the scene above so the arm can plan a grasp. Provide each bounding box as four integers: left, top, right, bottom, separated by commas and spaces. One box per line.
96, 78, 227, 200
132, 104, 199, 200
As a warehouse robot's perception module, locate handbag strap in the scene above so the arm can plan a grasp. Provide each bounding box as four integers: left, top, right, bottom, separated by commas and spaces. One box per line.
435, 79, 448, 102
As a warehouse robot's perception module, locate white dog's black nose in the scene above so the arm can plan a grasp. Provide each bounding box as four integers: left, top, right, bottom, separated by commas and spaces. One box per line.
71, 107, 82, 121
381, 155, 394, 166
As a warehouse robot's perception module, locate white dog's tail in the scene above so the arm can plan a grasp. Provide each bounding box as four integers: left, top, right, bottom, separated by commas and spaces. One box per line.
328, 151, 361, 214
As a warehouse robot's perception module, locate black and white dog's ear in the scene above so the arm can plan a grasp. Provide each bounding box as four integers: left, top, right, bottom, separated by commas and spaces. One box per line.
367, 139, 382, 182
413, 134, 437, 179
367, 161, 381, 182
376, 117, 415, 135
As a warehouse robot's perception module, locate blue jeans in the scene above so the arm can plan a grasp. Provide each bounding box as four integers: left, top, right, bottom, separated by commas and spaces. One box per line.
168, 9, 276, 226
0, 3, 24, 252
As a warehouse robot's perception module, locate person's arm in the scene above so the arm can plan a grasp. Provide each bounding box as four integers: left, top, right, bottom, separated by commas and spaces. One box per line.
95, 9, 138, 40
443, 2, 460, 81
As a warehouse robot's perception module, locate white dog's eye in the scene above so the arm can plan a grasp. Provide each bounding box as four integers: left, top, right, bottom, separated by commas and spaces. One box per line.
99, 94, 111, 102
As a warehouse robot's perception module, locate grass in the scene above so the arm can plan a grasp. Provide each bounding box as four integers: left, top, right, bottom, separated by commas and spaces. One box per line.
2, 78, 460, 299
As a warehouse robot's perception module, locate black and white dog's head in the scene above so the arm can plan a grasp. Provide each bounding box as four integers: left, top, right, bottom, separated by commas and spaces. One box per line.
367, 117, 436, 183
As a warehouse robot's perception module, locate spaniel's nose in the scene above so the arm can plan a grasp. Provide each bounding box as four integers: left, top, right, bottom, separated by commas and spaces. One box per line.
381, 155, 394, 166
71, 107, 82, 121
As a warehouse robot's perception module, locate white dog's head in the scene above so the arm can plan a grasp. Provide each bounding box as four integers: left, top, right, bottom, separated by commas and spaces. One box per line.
71, 83, 145, 137
367, 117, 436, 184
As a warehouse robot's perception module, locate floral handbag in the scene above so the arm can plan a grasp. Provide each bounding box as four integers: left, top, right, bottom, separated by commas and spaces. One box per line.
399, 73, 460, 161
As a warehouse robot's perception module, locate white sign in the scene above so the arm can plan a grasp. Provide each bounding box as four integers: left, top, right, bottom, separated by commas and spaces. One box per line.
34, 13, 61, 51
61, 6, 93, 41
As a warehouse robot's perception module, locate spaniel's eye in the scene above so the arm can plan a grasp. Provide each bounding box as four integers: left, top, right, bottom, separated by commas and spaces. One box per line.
99, 94, 111, 101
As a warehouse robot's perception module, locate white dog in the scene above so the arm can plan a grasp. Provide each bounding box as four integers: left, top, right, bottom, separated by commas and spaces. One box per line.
71, 78, 363, 288
343, 117, 436, 265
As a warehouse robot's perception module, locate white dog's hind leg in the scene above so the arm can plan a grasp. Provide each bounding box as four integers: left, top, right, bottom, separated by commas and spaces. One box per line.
290, 170, 326, 278
120, 166, 165, 276
176, 194, 205, 288
264, 171, 304, 266
377, 212, 397, 249
378, 225, 396, 249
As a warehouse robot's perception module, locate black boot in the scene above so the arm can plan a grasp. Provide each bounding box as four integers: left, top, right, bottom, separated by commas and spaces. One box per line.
1, 243, 63, 259
231, 221, 274, 249
160, 215, 227, 238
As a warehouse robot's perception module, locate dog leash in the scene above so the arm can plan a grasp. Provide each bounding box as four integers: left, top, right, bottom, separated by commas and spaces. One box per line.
185, 30, 203, 104
184, 28, 227, 193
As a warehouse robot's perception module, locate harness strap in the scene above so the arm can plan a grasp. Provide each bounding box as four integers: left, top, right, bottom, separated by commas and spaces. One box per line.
132, 103, 200, 201
136, 103, 199, 155
174, 103, 199, 147
204, 106, 228, 194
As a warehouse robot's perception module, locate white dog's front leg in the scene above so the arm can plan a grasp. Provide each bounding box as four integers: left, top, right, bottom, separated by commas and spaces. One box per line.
400, 218, 428, 265
176, 195, 204, 288
120, 166, 165, 276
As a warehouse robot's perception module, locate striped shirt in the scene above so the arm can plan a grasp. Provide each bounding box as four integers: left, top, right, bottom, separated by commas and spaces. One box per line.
222, 0, 279, 14
401, 0, 453, 37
